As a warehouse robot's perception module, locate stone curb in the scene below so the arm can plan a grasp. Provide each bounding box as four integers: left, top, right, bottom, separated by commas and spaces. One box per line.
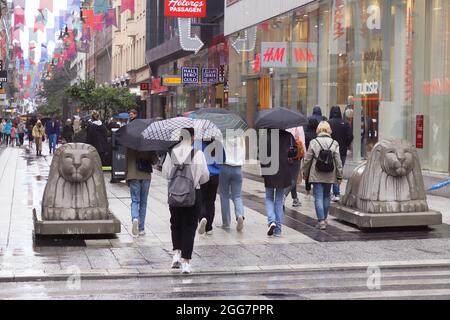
2, 259, 450, 283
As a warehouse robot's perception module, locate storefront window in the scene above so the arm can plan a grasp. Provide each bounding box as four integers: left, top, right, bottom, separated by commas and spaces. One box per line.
227, 0, 450, 173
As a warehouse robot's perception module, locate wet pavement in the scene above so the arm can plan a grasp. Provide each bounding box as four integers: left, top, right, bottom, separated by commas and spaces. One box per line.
0, 145, 450, 285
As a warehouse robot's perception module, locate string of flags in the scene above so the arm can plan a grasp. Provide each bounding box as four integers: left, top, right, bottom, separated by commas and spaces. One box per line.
9, 0, 135, 101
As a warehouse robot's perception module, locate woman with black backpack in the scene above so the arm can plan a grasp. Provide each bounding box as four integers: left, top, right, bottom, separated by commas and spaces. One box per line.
302, 121, 343, 230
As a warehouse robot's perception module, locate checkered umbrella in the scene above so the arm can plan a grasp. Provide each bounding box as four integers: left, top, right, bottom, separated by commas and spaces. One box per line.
142, 117, 222, 144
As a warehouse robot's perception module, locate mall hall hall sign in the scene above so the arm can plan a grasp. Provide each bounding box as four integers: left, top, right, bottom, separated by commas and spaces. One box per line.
165, 0, 206, 54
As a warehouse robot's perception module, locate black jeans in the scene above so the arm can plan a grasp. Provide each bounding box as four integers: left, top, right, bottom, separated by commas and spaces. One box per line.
170, 190, 202, 260
18, 133, 24, 146
200, 175, 219, 232
284, 160, 301, 200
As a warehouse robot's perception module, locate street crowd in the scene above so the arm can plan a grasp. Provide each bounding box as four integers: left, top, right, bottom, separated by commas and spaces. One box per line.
1, 106, 354, 275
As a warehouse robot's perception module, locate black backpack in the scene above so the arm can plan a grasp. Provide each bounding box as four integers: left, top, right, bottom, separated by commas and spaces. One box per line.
314, 139, 335, 173
168, 149, 197, 208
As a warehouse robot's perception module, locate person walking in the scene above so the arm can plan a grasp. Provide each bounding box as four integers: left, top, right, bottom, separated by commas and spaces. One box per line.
309, 106, 327, 123
328, 106, 353, 202
196, 139, 221, 236
284, 126, 306, 207
304, 118, 319, 200
162, 128, 209, 275
32, 120, 45, 156
0, 119, 5, 145
219, 134, 246, 232
45, 117, 60, 154
27, 123, 34, 148
302, 121, 343, 230
86, 111, 108, 166
4, 120, 12, 146
261, 129, 292, 237
10, 125, 17, 147
17, 120, 26, 146
62, 119, 75, 143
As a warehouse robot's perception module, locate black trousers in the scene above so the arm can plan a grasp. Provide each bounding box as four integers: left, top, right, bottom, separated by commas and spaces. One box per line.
200, 175, 219, 232
170, 190, 202, 260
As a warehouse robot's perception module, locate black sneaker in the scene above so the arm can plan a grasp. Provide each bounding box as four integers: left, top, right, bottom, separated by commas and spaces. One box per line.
267, 223, 276, 236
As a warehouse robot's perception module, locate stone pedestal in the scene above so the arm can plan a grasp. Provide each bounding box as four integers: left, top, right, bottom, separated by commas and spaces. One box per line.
330, 204, 443, 229
33, 209, 121, 235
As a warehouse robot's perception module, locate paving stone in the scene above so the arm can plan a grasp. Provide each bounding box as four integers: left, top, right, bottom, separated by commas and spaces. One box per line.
111, 248, 149, 267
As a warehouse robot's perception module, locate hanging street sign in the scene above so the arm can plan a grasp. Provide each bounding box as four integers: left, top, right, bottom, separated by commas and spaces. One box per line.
165, 0, 206, 18
181, 67, 200, 84
202, 68, 218, 84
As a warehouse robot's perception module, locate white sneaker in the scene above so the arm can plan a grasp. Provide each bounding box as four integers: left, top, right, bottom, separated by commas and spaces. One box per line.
171, 251, 181, 269
332, 196, 341, 203
267, 222, 276, 236
139, 230, 146, 236
236, 216, 244, 232
197, 218, 207, 235
206, 230, 214, 236
181, 262, 192, 274
131, 219, 139, 237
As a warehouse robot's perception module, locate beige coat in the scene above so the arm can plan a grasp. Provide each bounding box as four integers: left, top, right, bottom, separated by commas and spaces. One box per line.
302, 133, 343, 184
126, 149, 158, 181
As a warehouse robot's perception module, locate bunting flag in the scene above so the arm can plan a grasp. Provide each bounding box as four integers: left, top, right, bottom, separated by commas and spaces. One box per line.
105, 8, 117, 27
83, 9, 95, 28
14, 6, 26, 30
39, 0, 53, 13
94, 0, 109, 15
93, 14, 104, 31
120, 0, 135, 14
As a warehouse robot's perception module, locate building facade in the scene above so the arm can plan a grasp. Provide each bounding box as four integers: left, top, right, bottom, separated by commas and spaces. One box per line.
225, 0, 450, 179
111, 0, 149, 116
145, 0, 226, 119
86, 25, 113, 85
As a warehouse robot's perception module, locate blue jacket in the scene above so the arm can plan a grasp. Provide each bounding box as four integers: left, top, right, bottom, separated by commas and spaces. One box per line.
194, 140, 221, 176
45, 120, 61, 136
4, 122, 12, 135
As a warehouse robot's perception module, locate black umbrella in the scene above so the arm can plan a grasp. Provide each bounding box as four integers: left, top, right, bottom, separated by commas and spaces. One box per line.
115, 119, 176, 151
255, 107, 308, 129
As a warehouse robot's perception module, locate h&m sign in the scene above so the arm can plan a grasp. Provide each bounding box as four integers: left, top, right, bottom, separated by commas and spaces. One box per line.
260, 42, 317, 68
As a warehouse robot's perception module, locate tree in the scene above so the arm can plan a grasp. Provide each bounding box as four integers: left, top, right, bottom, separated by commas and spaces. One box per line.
37, 64, 75, 118
66, 78, 137, 121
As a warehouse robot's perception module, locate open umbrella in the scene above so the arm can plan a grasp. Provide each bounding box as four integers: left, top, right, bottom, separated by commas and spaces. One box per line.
116, 119, 176, 151
255, 107, 308, 130
114, 112, 130, 120
142, 117, 222, 145
188, 108, 248, 136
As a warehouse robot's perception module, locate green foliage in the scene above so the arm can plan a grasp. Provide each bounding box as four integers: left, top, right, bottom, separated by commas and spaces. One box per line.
66, 78, 138, 121
37, 65, 75, 117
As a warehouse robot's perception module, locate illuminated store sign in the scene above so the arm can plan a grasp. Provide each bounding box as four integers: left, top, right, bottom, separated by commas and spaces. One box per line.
356, 81, 379, 95
261, 42, 317, 68
165, 0, 206, 18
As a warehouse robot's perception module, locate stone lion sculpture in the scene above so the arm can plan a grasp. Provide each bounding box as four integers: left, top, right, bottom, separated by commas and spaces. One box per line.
342, 140, 428, 213
42, 143, 110, 221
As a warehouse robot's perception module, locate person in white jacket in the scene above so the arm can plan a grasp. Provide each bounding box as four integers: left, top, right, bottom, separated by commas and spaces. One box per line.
162, 128, 210, 274
219, 134, 246, 231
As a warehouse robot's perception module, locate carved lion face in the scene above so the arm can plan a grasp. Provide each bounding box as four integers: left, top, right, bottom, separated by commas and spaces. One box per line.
59, 148, 95, 182
379, 141, 414, 177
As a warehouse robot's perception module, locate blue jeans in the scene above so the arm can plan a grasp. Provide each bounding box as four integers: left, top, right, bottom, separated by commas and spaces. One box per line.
265, 188, 284, 235
129, 180, 151, 232
313, 183, 332, 222
333, 154, 346, 196
49, 134, 58, 153
219, 165, 244, 227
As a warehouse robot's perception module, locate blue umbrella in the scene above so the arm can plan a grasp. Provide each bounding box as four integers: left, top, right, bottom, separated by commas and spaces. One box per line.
427, 180, 450, 192
114, 113, 129, 119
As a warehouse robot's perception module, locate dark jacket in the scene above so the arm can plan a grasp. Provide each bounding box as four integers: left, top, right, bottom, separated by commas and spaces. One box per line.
45, 120, 61, 136
261, 130, 292, 189
62, 125, 74, 142
86, 120, 108, 154
328, 106, 354, 157
305, 118, 319, 150
309, 106, 327, 123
